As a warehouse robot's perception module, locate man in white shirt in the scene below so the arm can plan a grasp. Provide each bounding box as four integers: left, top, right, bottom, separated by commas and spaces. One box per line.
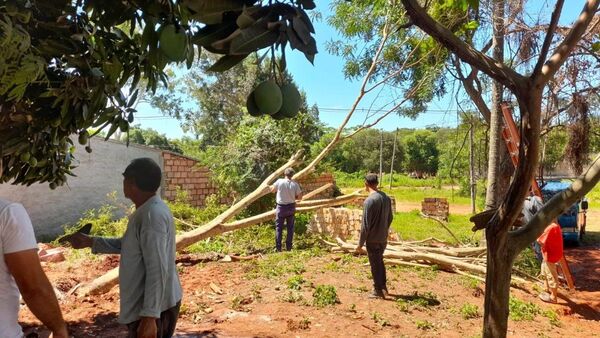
0, 198, 68, 338
270, 168, 302, 252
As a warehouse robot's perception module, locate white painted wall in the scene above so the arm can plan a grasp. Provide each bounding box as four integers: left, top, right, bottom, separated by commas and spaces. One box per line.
0, 137, 163, 240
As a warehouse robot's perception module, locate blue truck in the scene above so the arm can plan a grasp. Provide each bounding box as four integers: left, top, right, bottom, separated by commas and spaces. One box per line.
539, 180, 588, 244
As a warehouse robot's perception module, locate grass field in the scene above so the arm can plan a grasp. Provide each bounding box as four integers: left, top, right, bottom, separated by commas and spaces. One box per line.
391, 210, 479, 245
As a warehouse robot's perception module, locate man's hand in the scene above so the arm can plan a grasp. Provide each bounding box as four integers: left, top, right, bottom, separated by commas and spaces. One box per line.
137, 317, 157, 338
354, 245, 363, 254
63, 232, 93, 249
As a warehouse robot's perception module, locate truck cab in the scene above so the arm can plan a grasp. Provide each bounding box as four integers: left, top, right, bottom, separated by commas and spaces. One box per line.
539, 180, 588, 244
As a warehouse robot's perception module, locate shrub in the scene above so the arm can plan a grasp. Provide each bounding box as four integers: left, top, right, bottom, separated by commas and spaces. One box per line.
312, 285, 340, 307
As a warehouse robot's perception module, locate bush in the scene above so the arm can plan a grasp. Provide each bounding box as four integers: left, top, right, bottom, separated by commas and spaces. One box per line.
312, 285, 340, 307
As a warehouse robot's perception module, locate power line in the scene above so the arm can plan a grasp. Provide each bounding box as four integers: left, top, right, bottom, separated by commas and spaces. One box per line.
134, 107, 463, 120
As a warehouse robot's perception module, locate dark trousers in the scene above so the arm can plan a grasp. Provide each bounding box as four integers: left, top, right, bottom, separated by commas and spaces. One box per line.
275, 203, 295, 251
366, 243, 387, 292
127, 301, 181, 338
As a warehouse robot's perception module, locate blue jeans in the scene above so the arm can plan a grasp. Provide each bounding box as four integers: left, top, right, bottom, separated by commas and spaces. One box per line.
275, 203, 295, 251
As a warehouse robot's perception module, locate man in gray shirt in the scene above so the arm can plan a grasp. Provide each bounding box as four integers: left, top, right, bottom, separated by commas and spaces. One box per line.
355, 173, 393, 299
66, 158, 182, 338
270, 168, 302, 252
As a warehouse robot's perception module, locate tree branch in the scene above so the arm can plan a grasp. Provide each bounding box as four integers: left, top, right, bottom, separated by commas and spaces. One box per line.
534, 0, 600, 86
532, 0, 565, 79
400, 0, 526, 92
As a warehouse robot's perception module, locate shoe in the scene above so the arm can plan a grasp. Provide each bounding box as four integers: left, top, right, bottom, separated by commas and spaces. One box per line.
368, 290, 385, 299
382, 289, 390, 298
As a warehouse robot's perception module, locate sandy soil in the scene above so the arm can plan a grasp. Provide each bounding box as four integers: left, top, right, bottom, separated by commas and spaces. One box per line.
19, 239, 600, 338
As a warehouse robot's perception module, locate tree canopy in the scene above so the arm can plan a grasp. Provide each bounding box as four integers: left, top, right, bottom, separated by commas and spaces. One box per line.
0, 0, 317, 188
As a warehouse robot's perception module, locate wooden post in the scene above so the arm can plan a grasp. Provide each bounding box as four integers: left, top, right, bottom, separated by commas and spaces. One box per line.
379, 130, 383, 180
389, 128, 398, 190
469, 118, 476, 214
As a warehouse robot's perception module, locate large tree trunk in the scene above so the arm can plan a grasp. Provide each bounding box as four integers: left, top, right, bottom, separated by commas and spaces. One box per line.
483, 223, 513, 338
484, 0, 505, 210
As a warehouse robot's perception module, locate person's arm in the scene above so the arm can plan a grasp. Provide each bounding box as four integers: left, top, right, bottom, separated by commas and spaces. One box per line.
5, 249, 68, 338
91, 236, 122, 254
65, 231, 122, 254
357, 199, 372, 249
270, 180, 279, 194
295, 182, 303, 201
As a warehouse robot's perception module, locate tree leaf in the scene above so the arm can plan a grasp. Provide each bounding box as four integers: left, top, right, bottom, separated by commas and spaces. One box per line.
297, 8, 315, 34
183, 0, 248, 24
191, 22, 237, 49
292, 15, 311, 45
207, 54, 249, 72
299, 0, 316, 10
229, 24, 278, 55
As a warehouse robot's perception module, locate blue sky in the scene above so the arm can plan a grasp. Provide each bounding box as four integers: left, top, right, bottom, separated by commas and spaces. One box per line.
135, 1, 585, 139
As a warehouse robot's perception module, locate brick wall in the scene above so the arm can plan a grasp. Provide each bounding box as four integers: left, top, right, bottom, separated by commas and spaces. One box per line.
348, 195, 397, 213
296, 172, 336, 199
162, 152, 230, 207
161, 152, 336, 207
309, 207, 398, 241
421, 198, 449, 220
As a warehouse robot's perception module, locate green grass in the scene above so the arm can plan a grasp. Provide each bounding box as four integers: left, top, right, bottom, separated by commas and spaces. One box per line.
383, 186, 472, 205
391, 210, 479, 245
584, 183, 600, 209
334, 171, 447, 189
509, 297, 540, 321
460, 303, 480, 319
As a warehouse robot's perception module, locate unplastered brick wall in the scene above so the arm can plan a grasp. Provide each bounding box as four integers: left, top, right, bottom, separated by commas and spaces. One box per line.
308, 207, 363, 240
296, 172, 335, 199
161, 152, 229, 207
421, 198, 449, 220
309, 207, 399, 241
349, 195, 397, 213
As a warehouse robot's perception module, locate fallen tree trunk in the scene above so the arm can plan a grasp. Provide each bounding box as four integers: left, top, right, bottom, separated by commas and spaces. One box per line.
330, 238, 532, 286
74, 190, 360, 296
302, 183, 335, 200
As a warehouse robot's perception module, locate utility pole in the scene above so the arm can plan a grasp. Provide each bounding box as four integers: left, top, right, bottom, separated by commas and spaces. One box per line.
379, 130, 383, 180
389, 128, 398, 190
469, 117, 476, 214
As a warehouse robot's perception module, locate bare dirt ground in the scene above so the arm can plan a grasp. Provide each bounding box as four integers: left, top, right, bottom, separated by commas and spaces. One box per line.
19, 232, 600, 338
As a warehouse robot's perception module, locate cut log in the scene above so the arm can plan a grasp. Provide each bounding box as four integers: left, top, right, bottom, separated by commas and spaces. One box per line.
330, 238, 533, 286
302, 183, 335, 200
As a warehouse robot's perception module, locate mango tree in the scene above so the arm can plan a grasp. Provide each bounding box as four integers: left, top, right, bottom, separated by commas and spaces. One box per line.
0, 0, 316, 187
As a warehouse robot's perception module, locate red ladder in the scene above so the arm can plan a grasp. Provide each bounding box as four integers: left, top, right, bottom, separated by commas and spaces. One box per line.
500, 103, 575, 290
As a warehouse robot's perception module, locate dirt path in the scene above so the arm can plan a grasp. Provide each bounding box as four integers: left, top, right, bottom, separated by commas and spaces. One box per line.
20, 247, 600, 337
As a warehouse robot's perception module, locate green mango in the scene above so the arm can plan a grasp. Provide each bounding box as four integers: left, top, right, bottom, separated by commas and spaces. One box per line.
159, 24, 188, 62
253, 80, 282, 115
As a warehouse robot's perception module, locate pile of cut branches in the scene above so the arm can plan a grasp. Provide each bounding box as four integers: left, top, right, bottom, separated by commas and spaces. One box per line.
325, 237, 539, 287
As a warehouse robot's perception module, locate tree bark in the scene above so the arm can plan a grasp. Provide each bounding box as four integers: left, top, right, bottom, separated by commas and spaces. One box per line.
484, 0, 505, 210
483, 221, 513, 338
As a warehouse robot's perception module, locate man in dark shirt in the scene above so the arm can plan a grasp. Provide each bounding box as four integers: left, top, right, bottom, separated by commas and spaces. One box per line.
355, 173, 393, 299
